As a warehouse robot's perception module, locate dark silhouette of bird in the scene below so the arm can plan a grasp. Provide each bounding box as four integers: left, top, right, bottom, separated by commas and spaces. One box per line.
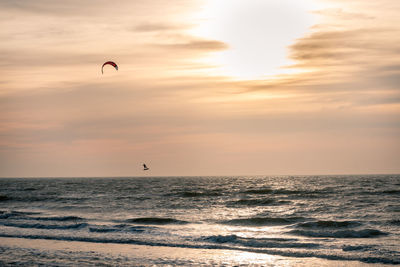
143, 164, 149, 171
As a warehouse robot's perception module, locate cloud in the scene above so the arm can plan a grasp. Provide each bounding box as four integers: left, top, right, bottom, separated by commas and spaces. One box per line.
313, 8, 375, 21
155, 39, 228, 51
0, 0, 176, 17
262, 4, 400, 108
0, 0, 115, 16
133, 23, 189, 32
0, 0, 399, 176
289, 28, 395, 66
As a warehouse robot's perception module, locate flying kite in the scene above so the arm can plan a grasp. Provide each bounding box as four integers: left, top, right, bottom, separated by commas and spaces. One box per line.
101, 61, 118, 74
143, 164, 149, 171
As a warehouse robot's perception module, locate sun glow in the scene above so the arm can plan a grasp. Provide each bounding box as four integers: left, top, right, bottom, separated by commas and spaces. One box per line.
191, 0, 322, 80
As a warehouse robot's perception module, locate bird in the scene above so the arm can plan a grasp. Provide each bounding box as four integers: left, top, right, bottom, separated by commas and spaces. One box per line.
143, 163, 149, 171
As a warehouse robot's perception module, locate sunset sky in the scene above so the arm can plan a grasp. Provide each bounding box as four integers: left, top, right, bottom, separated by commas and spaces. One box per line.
1, 0, 399, 177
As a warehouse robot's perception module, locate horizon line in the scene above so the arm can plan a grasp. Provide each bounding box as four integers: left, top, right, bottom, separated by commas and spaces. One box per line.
1, 173, 399, 179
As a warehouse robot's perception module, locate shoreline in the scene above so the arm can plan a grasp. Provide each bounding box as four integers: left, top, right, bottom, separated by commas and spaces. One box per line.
0, 237, 390, 266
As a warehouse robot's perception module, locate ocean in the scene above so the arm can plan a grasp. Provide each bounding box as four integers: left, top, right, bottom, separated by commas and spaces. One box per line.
0, 175, 399, 266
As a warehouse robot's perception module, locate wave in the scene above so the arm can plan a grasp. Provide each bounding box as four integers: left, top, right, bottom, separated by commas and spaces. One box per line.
227, 198, 274, 206
115, 196, 151, 201
170, 191, 222, 197
89, 225, 148, 233
0, 195, 55, 202
0, 214, 83, 222
0, 210, 42, 219
0, 233, 398, 265
222, 217, 304, 226
2, 218, 154, 232
296, 220, 362, 229
226, 198, 290, 207
0, 195, 11, 201
388, 219, 400, 226
22, 187, 37, 191
29, 216, 83, 221
342, 245, 375, 251
242, 188, 329, 196
360, 189, 400, 196
1, 221, 87, 230
242, 188, 273, 194
240, 188, 332, 199
381, 190, 400, 195
0, 232, 227, 249
203, 234, 319, 248
88, 227, 120, 233
288, 228, 388, 238
126, 217, 189, 225
0, 195, 90, 203
273, 189, 327, 195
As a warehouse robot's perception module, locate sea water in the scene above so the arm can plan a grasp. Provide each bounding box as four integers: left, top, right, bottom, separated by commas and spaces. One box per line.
0, 175, 399, 265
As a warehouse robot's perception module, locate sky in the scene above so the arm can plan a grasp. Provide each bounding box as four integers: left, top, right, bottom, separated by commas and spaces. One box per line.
0, 0, 399, 177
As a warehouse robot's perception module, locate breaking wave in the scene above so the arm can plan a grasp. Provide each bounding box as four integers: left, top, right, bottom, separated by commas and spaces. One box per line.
0, 233, 398, 265
203, 234, 320, 248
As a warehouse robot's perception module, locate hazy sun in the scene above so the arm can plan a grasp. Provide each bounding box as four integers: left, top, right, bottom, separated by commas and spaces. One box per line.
191, 0, 322, 80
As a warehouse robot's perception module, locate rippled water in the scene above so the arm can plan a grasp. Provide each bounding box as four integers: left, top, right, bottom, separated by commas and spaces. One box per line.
0, 175, 399, 265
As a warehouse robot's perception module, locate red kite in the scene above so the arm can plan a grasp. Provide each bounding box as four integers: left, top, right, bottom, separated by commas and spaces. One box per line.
102, 61, 118, 74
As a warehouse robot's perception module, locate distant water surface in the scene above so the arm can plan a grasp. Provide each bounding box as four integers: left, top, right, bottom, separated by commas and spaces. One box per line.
0, 175, 399, 265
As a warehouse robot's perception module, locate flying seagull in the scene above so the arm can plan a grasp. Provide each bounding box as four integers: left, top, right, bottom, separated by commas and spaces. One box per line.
143, 164, 149, 171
